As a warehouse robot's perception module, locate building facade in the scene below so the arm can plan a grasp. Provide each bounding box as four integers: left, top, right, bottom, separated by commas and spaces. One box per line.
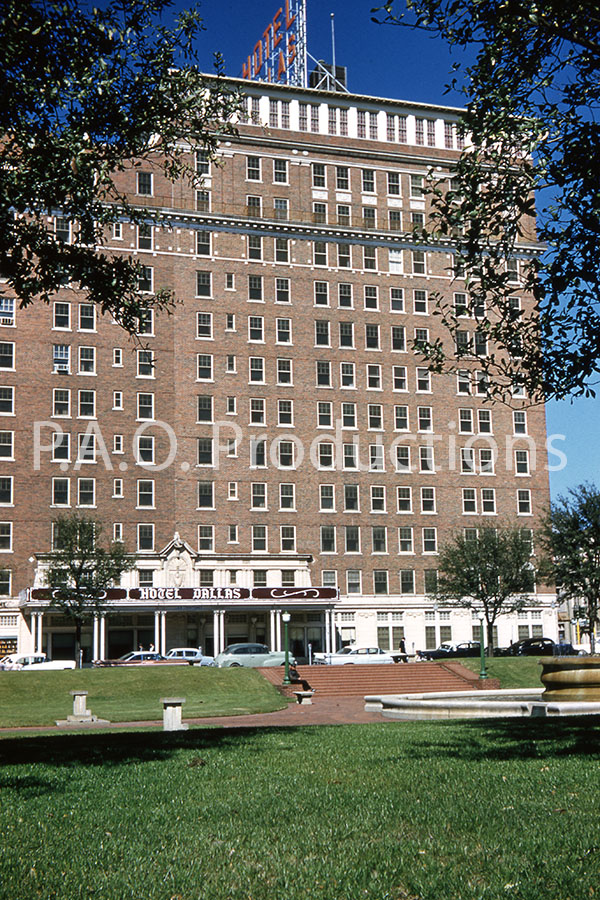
0, 76, 556, 661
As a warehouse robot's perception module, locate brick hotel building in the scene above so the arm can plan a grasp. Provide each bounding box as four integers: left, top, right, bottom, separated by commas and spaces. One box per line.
0, 75, 557, 661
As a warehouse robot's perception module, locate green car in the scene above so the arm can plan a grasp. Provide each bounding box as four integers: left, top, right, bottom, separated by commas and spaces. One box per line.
214, 643, 296, 668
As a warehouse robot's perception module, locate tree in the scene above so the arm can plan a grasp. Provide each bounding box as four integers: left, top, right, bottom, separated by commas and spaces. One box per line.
373, 1, 600, 400
44, 514, 134, 665
540, 483, 600, 652
0, 0, 238, 332
431, 526, 537, 653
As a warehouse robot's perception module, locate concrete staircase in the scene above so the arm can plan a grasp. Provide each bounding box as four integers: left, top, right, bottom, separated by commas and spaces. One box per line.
259, 661, 488, 698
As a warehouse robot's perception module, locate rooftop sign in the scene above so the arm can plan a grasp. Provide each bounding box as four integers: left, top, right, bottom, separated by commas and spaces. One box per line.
241, 0, 307, 87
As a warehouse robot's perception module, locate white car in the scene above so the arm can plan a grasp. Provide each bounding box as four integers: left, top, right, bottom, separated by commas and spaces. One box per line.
166, 647, 215, 666
313, 646, 396, 665
214, 643, 296, 668
0, 652, 76, 671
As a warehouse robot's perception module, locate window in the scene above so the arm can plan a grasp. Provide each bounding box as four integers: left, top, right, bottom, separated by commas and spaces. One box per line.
480, 448, 495, 474
198, 526, 214, 552
78, 304, 95, 332
276, 318, 291, 344
337, 204, 350, 225
481, 488, 496, 514
78, 346, 95, 375
137, 524, 154, 551
395, 446, 411, 473
341, 402, 356, 428
513, 410, 527, 435
391, 326, 406, 351
393, 366, 407, 391
197, 438, 213, 466
77, 431, 96, 463
462, 488, 477, 514
197, 481, 214, 509
338, 244, 351, 268
387, 171, 401, 195
77, 478, 95, 507
414, 290, 428, 314
416, 368, 431, 392
0, 477, 13, 505
374, 570, 389, 595
252, 524, 267, 552
277, 358, 292, 385
196, 190, 210, 212
398, 526, 413, 554
320, 525, 336, 554
345, 525, 361, 553
196, 271, 211, 298
363, 246, 376, 270
372, 526, 387, 554
318, 402, 333, 427
248, 275, 263, 301
400, 570, 415, 594
459, 409, 474, 434
418, 407, 433, 432
336, 166, 349, 190
249, 357, 265, 383
394, 405, 409, 431
368, 404, 383, 430
53, 302, 71, 330
248, 316, 264, 342
364, 286, 378, 310
457, 370, 471, 395
410, 175, 424, 198
251, 483, 267, 509
338, 322, 354, 349
137, 309, 154, 335
137, 266, 153, 293
419, 446, 435, 473
315, 320, 330, 347
280, 483, 295, 510
478, 409, 492, 433
247, 195, 262, 217
423, 528, 437, 553
197, 395, 213, 423
78, 390, 95, 418
137, 480, 155, 508
278, 399, 293, 425
0, 522, 12, 551
362, 169, 375, 193
347, 570, 361, 594
344, 483, 359, 511
0, 431, 13, 459
343, 444, 358, 470
389, 249, 403, 273
53, 345, 70, 373
275, 278, 290, 304
250, 398, 265, 424
365, 324, 380, 350
138, 223, 153, 250
273, 159, 288, 183
137, 172, 153, 195
312, 163, 326, 187
412, 252, 426, 275
137, 393, 154, 420
316, 360, 332, 387
113, 435, 123, 453
313, 242, 327, 267
370, 485, 386, 512
280, 526, 296, 552
340, 362, 355, 388
52, 477, 69, 506
274, 198, 289, 220
275, 238, 289, 263
196, 313, 213, 341
318, 442, 334, 468
338, 284, 352, 309
313, 202, 327, 224
320, 484, 335, 511
518, 489, 532, 515
52, 388, 68, 417
363, 207, 376, 229
247, 156, 261, 180
421, 487, 436, 513
0, 342, 14, 372
461, 447, 475, 474
278, 441, 294, 468
369, 444, 384, 471
248, 235, 262, 260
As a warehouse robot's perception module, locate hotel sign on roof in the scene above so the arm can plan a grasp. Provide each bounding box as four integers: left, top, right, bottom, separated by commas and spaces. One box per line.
241, 0, 307, 87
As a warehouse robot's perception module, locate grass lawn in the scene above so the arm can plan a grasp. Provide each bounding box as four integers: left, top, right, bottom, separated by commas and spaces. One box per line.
1, 717, 599, 900
0, 667, 286, 727
459, 657, 546, 689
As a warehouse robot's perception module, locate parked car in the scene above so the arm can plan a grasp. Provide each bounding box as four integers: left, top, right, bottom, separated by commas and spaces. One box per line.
0, 652, 76, 671
417, 641, 481, 661
493, 637, 580, 657
213, 643, 296, 668
313, 646, 396, 665
165, 647, 215, 666
93, 651, 182, 666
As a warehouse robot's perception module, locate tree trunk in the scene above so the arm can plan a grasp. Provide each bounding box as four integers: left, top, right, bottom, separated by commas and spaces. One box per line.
486, 619, 495, 657
75, 619, 82, 668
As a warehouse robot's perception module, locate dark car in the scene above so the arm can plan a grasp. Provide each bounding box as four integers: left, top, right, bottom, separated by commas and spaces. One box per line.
494, 637, 579, 657
417, 641, 481, 661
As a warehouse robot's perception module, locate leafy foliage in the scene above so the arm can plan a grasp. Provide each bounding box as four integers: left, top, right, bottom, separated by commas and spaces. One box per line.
432, 526, 537, 651
0, 0, 238, 331
44, 514, 134, 661
541, 483, 600, 649
374, 0, 600, 400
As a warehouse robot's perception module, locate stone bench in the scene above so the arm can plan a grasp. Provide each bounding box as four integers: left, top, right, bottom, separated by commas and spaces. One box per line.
161, 697, 188, 731
293, 690, 314, 705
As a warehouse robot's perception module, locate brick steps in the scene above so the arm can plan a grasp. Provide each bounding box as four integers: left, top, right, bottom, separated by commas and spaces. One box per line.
259, 662, 483, 698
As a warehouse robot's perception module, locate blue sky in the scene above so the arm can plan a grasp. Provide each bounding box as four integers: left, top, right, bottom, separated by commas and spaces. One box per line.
179, 0, 599, 500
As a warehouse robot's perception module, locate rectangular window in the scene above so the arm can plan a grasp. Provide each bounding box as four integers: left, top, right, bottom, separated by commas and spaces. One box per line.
316, 360, 332, 387
247, 195, 262, 217
481, 488, 496, 514
197, 481, 214, 509
248, 235, 262, 260
77, 478, 95, 507
400, 570, 415, 594
318, 402, 333, 427
320, 525, 336, 554
278, 399, 293, 425
374, 570, 389, 595
338, 244, 351, 268
251, 483, 267, 509
275, 238, 289, 263
78, 390, 95, 418
247, 156, 261, 180
280, 525, 296, 552
421, 487, 436, 513
389, 248, 403, 273
273, 158, 288, 183
320, 484, 335, 511
197, 437, 213, 466
137, 479, 155, 508
518, 489, 532, 515
342, 402, 356, 428
279, 483, 295, 510
362, 169, 375, 192
416, 368, 431, 392
345, 525, 361, 553
336, 166, 349, 190
197, 395, 213, 423
51, 431, 68, 462
137, 172, 153, 195
137, 524, 154, 551
196, 271, 211, 297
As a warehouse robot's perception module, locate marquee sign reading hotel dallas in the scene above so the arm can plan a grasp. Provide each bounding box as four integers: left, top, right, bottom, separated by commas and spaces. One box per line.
29, 586, 338, 603
241, 0, 307, 87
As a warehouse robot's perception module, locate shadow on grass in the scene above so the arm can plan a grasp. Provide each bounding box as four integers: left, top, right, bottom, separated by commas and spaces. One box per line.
0, 773, 62, 798
0, 725, 301, 768
404, 715, 600, 762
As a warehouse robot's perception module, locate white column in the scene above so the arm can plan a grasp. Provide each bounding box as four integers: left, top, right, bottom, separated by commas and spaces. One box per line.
213, 609, 220, 655
325, 608, 332, 654
275, 610, 282, 652
99, 614, 106, 660
160, 611, 167, 655
93, 615, 99, 661
269, 609, 276, 651
219, 610, 226, 653
35, 612, 43, 654
154, 610, 160, 651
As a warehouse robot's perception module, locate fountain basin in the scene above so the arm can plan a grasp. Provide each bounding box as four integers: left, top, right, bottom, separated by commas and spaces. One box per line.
541, 656, 600, 702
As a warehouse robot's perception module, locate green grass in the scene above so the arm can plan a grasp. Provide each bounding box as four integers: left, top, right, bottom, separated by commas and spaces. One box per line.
459, 656, 547, 689
1, 718, 599, 900
0, 667, 286, 727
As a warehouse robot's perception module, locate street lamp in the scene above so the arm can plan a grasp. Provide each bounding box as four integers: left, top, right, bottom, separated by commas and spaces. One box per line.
479, 615, 488, 680
282, 612, 291, 685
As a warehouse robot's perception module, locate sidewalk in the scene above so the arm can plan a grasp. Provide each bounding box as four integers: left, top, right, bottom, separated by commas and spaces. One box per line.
0, 696, 391, 735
